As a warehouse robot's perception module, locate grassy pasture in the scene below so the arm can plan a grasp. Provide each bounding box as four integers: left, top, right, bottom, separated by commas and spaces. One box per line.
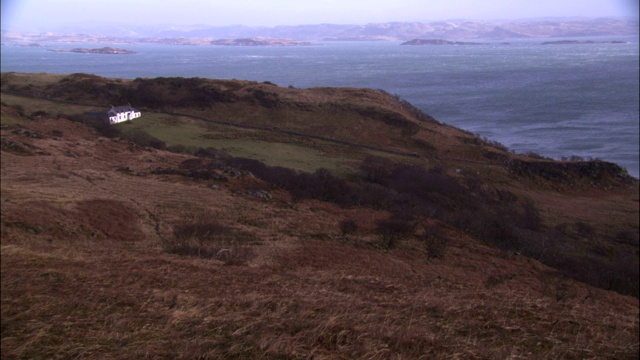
0, 93, 102, 116
121, 113, 356, 174
0, 93, 354, 174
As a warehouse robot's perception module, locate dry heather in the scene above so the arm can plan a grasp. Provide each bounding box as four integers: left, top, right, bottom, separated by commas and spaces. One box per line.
1, 104, 638, 358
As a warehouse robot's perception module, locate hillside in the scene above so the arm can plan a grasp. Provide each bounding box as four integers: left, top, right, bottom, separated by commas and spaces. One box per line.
2, 18, 638, 43
1, 72, 638, 358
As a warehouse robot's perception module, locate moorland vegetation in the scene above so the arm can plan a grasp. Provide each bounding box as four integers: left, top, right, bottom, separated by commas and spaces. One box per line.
1, 72, 638, 359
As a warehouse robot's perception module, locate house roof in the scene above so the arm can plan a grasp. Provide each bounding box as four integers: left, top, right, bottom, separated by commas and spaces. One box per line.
108, 104, 139, 115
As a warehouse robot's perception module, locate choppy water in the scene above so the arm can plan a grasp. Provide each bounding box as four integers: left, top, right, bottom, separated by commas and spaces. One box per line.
2, 37, 638, 177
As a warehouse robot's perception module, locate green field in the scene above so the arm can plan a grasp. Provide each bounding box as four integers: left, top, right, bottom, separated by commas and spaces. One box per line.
127, 113, 355, 174
1, 93, 102, 116
1, 93, 357, 174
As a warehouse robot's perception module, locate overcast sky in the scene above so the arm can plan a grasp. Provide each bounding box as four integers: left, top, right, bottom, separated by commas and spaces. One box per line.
2, 0, 638, 31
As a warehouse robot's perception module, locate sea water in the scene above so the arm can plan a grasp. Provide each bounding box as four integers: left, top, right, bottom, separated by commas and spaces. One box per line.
2, 37, 638, 178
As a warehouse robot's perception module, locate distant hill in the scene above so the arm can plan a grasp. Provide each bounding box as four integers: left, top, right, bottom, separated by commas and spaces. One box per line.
2, 17, 638, 43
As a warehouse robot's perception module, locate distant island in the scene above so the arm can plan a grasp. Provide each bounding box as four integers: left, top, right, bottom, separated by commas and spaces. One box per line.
48, 46, 136, 54
209, 38, 313, 46
133, 37, 313, 46
401, 39, 487, 46
541, 40, 627, 45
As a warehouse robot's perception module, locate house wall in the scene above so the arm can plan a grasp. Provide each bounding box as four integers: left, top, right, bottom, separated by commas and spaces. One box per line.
109, 110, 142, 124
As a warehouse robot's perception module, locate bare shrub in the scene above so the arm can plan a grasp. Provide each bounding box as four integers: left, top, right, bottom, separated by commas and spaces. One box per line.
228, 159, 353, 204
575, 221, 595, 239
485, 273, 515, 288
555, 223, 569, 235
30, 110, 50, 119
309, 168, 353, 204
165, 144, 188, 153
521, 202, 543, 231
50, 129, 64, 137
359, 155, 396, 185
178, 158, 204, 170
388, 165, 466, 205
12, 104, 26, 116
375, 218, 414, 249
351, 182, 393, 210
422, 225, 449, 260
163, 220, 256, 265
174, 149, 634, 298
523, 151, 551, 160
612, 229, 638, 246
126, 130, 166, 150
69, 113, 123, 138
339, 219, 358, 237
194, 147, 230, 160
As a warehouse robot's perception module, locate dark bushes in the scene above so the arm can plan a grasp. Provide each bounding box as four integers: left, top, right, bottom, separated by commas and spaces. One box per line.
351, 105, 420, 135
68, 113, 123, 138
194, 147, 231, 160
575, 221, 595, 239
163, 220, 256, 265
127, 131, 166, 150
250, 89, 280, 108
152, 159, 228, 182
147, 145, 637, 297
546, 252, 639, 297
229, 153, 547, 256
351, 182, 393, 210
359, 156, 396, 185
79, 122, 632, 297
110, 77, 240, 109
227, 158, 354, 205
614, 230, 639, 246
339, 219, 358, 236
376, 218, 415, 249
387, 165, 466, 204
422, 225, 449, 260
506, 158, 635, 185
356, 155, 554, 260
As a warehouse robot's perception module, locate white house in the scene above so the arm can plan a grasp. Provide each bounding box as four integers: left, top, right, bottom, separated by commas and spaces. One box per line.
107, 105, 141, 124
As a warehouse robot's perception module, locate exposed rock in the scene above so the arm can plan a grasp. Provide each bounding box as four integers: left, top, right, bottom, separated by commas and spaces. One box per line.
0, 138, 33, 155
250, 190, 272, 200
11, 128, 43, 138
220, 166, 244, 178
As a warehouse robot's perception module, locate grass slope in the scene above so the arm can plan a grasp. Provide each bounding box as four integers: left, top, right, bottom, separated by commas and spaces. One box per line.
1, 72, 638, 358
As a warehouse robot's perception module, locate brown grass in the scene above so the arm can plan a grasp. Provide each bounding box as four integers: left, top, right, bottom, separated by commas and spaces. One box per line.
2, 111, 638, 359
